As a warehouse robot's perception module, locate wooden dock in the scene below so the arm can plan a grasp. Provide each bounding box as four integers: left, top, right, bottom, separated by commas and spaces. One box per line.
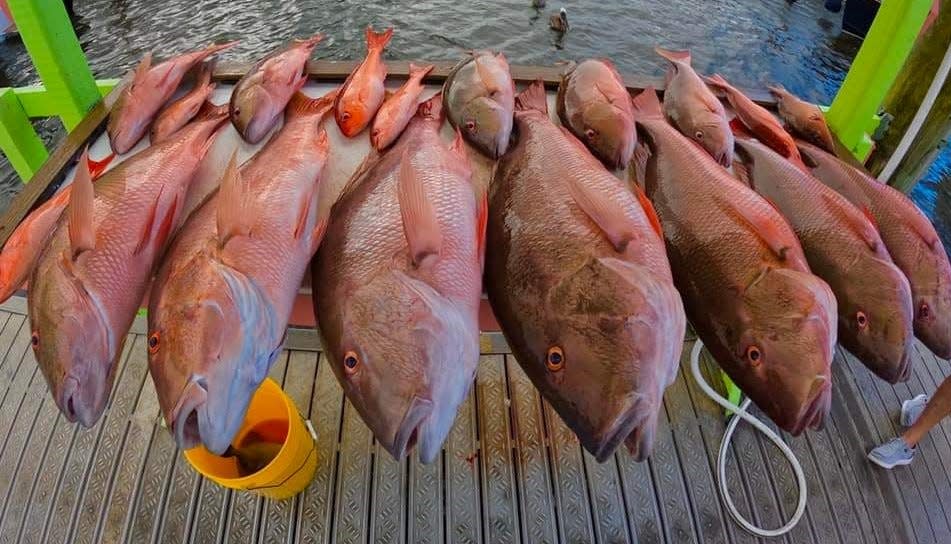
0, 296, 946, 543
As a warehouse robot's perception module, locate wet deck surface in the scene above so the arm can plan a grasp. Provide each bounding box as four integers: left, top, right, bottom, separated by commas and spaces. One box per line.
0, 296, 946, 543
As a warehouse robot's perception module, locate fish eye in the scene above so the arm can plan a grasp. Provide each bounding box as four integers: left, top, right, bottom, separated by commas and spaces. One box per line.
148, 332, 160, 354
344, 351, 359, 374
546, 346, 565, 371
30, 332, 38, 347
856, 311, 868, 329
920, 302, 931, 319
584, 128, 597, 139
465, 120, 476, 131
694, 130, 704, 140
744, 345, 761, 365
341, 111, 351, 121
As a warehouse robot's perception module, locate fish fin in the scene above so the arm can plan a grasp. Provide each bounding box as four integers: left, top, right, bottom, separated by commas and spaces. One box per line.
630, 139, 651, 187
767, 84, 788, 98
365, 26, 394, 51
196, 59, 215, 87
904, 201, 942, 250
409, 63, 435, 81
722, 194, 799, 264
286, 89, 337, 119
451, 127, 472, 173
293, 186, 315, 241
397, 150, 442, 268
67, 148, 96, 257
150, 193, 180, 253
309, 217, 328, 255
704, 73, 731, 93
732, 159, 752, 186
417, 92, 444, 121
567, 173, 637, 253
861, 205, 878, 231
87, 152, 115, 180
514, 80, 548, 114
655, 47, 691, 66
729, 117, 752, 137
821, 192, 880, 252
130, 52, 153, 90
474, 54, 503, 94
631, 87, 664, 120
196, 100, 229, 120
199, 41, 238, 60
294, 33, 325, 50
476, 189, 488, 272
216, 152, 255, 247
133, 184, 177, 255
631, 182, 663, 240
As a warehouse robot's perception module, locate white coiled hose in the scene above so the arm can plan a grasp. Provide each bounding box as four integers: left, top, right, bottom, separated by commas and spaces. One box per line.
689, 340, 806, 537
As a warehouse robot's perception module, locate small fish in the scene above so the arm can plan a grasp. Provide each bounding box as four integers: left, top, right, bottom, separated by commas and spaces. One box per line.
443, 51, 515, 159
108, 42, 235, 154
335, 27, 393, 137
231, 34, 324, 144
370, 63, 434, 150
557, 59, 636, 169
150, 61, 217, 144
769, 85, 836, 154
655, 48, 733, 166
704, 73, 805, 169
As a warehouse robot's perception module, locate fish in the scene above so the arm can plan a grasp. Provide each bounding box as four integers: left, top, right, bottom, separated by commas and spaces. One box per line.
769, 85, 836, 154
370, 63, 434, 150
442, 51, 515, 159
654, 48, 733, 166
799, 141, 951, 359
0, 151, 113, 304
556, 59, 636, 169
631, 88, 836, 435
148, 91, 334, 454
335, 27, 393, 137
734, 136, 914, 383
230, 34, 324, 144
181, 103, 236, 219
150, 61, 217, 144
313, 93, 484, 464
107, 42, 236, 154
30, 109, 228, 428
704, 73, 805, 169
486, 81, 686, 462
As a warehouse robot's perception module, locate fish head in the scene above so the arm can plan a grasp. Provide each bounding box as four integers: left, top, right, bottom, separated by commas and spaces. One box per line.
524, 257, 684, 461
579, 102, 636, 169
730, 267, 836, 434
150, 263, 279, 454
31, 258, 115, 427
230, 86, 279, 144
685, 115, 734, 167
801, 109, 836, 153
913, 269, 951, 360
837, 257, 915, 382
333, 272, 474, 463
458, 96, 512, 159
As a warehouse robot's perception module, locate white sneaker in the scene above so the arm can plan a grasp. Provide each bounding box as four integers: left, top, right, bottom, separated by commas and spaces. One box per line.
868, 437, 917, 469
901, 394, 929, 427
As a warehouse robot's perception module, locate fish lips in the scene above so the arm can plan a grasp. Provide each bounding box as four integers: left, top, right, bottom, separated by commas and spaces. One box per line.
57, 375, 102, 427
785, 375, 832, 435
385, 396, 434, 462
589, 394, 657, 463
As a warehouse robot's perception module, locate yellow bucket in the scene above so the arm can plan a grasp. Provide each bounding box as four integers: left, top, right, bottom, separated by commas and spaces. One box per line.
183, 378, 317, 500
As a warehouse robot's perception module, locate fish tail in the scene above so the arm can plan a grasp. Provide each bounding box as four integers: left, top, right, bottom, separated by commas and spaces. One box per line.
195, 101, 229, 120
655, 47, 691, 66
200, 40, 238, 60
767, 84, 788, 98
514, 79, 548, 114
416, 92, 444, 122
296, 33, 325, 49
704, 73, 730, 92
86, 151, 115, 180
365, 26, 394, 51
409, 63, 434, 81
286, 89, 337, 119
631, 87, 663, 120
197, 59, 215, 88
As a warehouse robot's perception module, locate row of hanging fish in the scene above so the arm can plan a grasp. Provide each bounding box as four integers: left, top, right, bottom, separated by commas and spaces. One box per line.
4, 25, 950, 466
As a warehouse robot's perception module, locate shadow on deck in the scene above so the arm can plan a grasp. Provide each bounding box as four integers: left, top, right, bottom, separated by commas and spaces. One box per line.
0, 296, 944, 544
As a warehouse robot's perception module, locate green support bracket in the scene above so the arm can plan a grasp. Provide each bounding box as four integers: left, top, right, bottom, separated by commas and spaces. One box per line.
6, 0, 100, 131
826, 0, 932, 161
0, 88, 47, 180
14, 80, 118, 118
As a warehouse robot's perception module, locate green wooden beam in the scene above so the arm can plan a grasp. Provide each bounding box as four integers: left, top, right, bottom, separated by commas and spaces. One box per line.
0, 88, 48, 181
14, 80, 119, 118
6, 0, 100, 131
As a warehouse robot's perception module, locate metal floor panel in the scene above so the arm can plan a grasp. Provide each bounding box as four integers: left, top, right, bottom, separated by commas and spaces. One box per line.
0, 299, 945, 543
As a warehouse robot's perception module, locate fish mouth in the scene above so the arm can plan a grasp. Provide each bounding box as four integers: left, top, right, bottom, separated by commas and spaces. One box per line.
789, 376, 831, 435
895, 347, 915, 383
591, 395, 651, 463
58, 375, 97, 427
171, 379, 209, 451
388, 396, 433, 460
715, 150, 732, 167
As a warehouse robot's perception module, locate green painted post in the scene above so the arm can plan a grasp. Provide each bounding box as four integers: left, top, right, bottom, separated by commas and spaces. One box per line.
14, 80, 119, 118
826, 0, 932, 160
6, 0, 100, 131
0, 89, 48, 180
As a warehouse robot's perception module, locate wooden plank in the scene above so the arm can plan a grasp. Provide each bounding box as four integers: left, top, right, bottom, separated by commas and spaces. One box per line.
369, 445, 406, 544
329, 400, 373, 544
543, 402, 596, 544
408, 451, 444, 544
259, 350, 319, 544
504, 357, 557, 544
444, 375, 481, 544
296, 353, 345, 544
475, 355, 519, 544
67, 334, 148, 544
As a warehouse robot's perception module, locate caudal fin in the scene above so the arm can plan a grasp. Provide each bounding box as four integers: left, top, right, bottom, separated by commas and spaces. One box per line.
87, 152, 115, 180
295, 33, 325, 50
767, 84, 788, 98
199, 40, 238, 61
655, 47, 691, 66
514, 80, 548, 114
196, 60, 215, 88
704, 73, 731, 93
195, 101, 229, 120
287, 89, 338, 119
631, 87, 663, 120
366, 26, 394, 51
416, 92, 444, 121
409, 63, 435, 81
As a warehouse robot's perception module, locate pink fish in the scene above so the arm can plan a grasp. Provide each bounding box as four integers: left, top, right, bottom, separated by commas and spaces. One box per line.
150, 61, 217, 144
370, 63, 434, 150
335, 27, 393, 137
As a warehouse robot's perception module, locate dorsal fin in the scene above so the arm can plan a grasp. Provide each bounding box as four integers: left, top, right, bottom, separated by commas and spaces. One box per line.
631, 182, 663, 240
397, 151, 442, 268
216, 152, 255, 247
131, 52, 152, 89
567, 174, 637, 253
720, 192, 804, 267
820, 192, 880, 252
474, 54, 502, 95
514, 80, 548, 114
68, 148, 96, 258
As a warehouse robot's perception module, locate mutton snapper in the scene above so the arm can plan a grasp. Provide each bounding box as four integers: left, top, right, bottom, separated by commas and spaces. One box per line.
442, 51, 514, 159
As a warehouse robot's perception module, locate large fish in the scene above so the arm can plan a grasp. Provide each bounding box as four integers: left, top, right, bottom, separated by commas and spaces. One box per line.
631, 88, 836, 434
557, 59, 636, 169
0, 152, 113, 303
151, 61, 217, 144
799, 141, 951, 359
442, 51, 515, 159
231, 35, 324, 144
769, 85, 836, 154
335, 27, 393, 137
30, 110, 228, 427
313, 94, 483, 464
148, 92, 334, 454
734, 136, 914, 382
370, 63, 434, 150
107, 42, 235, 154
655, 48, 733, 166
486, 81, 685, 462
704, 74, 804, 168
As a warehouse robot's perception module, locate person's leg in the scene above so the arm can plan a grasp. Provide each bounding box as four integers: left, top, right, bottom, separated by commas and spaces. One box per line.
903, 374, 951, 446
